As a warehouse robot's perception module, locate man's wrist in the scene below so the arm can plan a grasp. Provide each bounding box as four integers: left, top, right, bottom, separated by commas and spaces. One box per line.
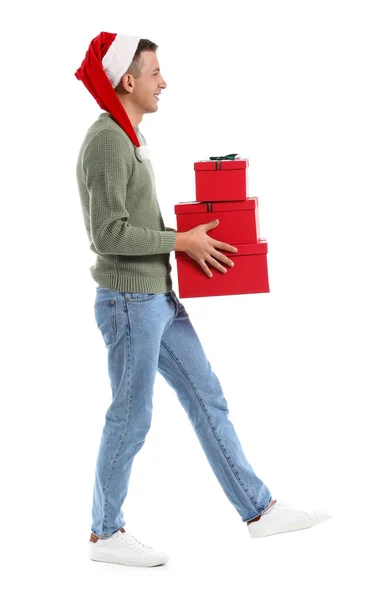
173, 232, 189, 252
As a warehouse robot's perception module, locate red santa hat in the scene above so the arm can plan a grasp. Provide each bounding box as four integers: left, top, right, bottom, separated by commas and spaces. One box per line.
75, 31, 151, 162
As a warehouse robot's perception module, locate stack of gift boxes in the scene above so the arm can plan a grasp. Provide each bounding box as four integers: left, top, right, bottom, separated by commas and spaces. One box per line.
173, 154, 270, 299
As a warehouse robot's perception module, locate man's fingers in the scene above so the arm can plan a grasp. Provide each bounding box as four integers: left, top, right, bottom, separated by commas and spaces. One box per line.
199, 259, 213, 278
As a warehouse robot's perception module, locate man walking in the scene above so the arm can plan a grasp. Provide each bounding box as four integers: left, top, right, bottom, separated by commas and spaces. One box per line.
75, 31, 331, 568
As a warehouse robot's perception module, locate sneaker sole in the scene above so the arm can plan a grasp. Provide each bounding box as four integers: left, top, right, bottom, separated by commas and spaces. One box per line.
89, 547, 168, 567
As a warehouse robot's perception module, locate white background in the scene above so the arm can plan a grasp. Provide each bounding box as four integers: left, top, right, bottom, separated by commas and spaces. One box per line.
2, 0, 377, 597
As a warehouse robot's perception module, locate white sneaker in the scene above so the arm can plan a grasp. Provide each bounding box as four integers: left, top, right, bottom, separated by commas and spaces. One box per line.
89, 526, 169, 567
247, 500, 332, 538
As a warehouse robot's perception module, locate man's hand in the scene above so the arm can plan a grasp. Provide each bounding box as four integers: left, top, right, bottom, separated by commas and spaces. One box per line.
174, 219, 238, 278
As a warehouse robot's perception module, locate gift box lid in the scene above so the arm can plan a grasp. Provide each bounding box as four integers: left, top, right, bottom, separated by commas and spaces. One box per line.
194, 158, 249, 171
175, 198, 258, 215
175, 239, 267, 259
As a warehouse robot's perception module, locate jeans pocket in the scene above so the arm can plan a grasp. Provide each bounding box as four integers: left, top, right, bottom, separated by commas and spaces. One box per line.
123, 293, 157, 302
94, 299, 117, 345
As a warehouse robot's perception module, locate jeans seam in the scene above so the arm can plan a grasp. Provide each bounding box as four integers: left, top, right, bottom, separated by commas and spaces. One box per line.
101, 307, 133, 535
160, 338, 260, 513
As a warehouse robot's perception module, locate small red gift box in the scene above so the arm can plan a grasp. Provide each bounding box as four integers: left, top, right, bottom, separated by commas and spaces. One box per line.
174, 197, 260, 244
194, 158, 249, 202
175, 239, 270, 299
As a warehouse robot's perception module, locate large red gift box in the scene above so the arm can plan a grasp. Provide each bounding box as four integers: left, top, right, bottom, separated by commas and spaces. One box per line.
175, 239, 269, 299
174, 197, 260, 244
194, 158, 249, 202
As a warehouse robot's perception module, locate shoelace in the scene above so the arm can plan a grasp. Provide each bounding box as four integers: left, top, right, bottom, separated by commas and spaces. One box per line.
118, 530, 153, 551
262, 500, 286, 514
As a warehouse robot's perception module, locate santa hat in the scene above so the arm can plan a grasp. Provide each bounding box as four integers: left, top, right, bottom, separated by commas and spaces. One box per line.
74, 31, 151, 162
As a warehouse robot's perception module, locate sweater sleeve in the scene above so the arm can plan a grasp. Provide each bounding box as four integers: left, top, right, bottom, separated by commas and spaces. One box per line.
82, 129, 176, 256
165, 226, 177, 232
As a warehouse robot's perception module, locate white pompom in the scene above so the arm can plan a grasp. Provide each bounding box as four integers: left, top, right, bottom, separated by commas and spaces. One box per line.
135, 145, 151, 162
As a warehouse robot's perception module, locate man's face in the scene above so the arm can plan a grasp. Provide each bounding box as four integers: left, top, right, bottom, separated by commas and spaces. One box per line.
127, 51, 167, 114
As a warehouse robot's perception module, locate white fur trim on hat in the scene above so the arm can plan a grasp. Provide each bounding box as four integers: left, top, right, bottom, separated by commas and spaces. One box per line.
102, 34, 141, 88
135, 145, 151, 162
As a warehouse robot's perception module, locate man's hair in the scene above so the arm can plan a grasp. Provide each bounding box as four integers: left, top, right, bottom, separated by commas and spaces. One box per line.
115, 38, 158, 91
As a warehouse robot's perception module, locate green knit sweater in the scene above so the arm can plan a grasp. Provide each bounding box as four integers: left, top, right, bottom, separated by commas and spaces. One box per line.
75, 112, 177, 293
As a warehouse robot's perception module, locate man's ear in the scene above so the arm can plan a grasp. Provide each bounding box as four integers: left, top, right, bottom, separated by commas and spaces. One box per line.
116, 73, 133, 94
122, 73, 134, 93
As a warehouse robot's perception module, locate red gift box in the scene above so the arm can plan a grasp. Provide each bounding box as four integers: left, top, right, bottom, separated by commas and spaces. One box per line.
175, 239, 270, 299
174, 197, 260, 244
194, 158, 249, 201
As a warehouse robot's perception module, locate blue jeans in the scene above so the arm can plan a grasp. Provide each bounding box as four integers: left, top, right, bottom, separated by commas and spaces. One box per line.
91, 286, 272, 537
